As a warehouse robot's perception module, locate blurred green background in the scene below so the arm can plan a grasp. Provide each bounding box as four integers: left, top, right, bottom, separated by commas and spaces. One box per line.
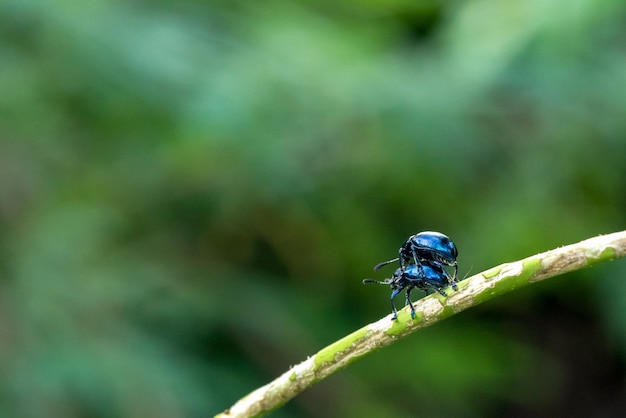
2, 0, 626, 417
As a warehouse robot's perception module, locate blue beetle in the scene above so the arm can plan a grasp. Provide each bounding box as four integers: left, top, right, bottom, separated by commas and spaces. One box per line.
364, 262, 457, 320
374, 231, 458, 283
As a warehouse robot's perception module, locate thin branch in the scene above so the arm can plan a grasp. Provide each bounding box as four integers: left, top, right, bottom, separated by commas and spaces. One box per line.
216, 230, 626, 418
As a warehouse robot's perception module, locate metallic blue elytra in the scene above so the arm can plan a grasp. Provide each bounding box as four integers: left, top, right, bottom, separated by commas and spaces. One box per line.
405, 262, 458, 295
363, 261, 458, 320
374, 231, 458, 282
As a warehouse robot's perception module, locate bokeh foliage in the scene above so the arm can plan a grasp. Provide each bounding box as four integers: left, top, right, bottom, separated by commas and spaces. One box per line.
2, 0, 626, 416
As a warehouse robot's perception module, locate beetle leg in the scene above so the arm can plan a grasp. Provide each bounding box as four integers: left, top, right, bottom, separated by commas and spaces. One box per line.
411, 249, 425, 277
390, 287, 402, 320
423, 281, 447, 297
444, 267, 458, 291
398, 248, 407, 273
405, 285, 416, 318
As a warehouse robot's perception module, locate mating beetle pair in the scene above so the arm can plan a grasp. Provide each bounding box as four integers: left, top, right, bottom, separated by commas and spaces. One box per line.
363, 231, 459, 320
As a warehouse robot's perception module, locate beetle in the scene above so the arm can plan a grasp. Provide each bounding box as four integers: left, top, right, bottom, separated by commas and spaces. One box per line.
363, 262, 457, 320
374, 231, 458, 284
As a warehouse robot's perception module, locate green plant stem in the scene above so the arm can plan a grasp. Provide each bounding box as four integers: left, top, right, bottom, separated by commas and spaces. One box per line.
216, 230, 626, 418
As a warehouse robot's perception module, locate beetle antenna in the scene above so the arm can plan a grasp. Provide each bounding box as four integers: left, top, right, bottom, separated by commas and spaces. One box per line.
363, 278, 390, 285
373, 258, 399, 271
